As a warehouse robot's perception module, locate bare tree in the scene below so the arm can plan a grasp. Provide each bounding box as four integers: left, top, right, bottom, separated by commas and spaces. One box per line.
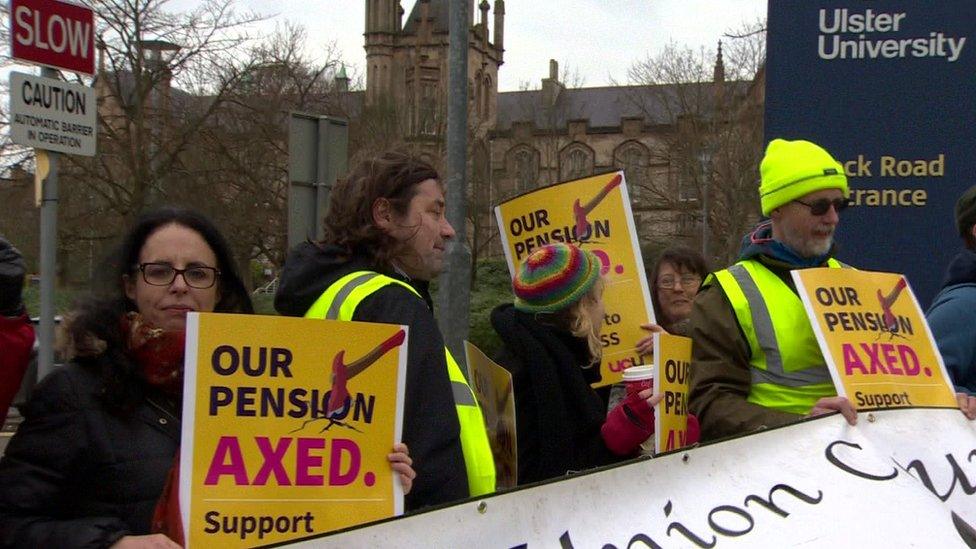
183, 23, 349, 285
67, 0, 264, 215
624, 21, 766, 266
0, 3, 38, 186
722, 18, 767, 80
41, 0, 268, 284
520, 60, 587, 188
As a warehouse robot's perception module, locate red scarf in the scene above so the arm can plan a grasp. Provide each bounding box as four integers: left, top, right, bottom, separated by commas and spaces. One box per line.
120, 312, 186, 544
121, 312, 186, 396
152, 452, 184, 546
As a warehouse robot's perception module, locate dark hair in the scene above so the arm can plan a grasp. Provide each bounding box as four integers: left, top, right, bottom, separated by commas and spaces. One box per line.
649, 246, 709, 325
955, 184, 976, 250
321, 149, 440, 269
69, 207, 253, 409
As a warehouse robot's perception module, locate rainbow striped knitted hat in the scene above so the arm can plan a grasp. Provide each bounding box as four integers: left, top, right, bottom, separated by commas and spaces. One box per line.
513, 243, 601, 313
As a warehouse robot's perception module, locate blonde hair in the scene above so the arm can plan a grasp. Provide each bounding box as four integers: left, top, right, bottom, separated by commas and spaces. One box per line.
550, 277, 605, 366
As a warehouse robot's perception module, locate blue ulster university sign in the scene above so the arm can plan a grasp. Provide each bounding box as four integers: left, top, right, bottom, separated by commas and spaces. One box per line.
765, 1, 975, 306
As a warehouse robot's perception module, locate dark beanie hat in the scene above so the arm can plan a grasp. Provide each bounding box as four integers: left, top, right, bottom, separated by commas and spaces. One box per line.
956, 184, 976, 239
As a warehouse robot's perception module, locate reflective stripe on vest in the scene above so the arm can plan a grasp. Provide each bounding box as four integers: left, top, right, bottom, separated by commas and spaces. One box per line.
304, 270, 495, 496
712, 259, 844, 414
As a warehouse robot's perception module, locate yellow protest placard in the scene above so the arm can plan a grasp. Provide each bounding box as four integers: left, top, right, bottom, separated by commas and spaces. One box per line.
464, 341, 517, 490
494, 170, 654, 387
792, 268, 957, 410
179, 313, 407, 547
652, 333, 693, 454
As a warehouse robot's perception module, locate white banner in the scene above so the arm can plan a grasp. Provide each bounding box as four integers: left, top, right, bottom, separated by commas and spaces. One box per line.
279, 408, 976, 548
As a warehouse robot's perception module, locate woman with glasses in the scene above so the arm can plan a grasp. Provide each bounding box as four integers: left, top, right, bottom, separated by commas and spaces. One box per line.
606, 247, 707, 444
650, 247, 708, 333
0, 208, 416, 548
631, 246, 709, 359
0, 208, 253, 548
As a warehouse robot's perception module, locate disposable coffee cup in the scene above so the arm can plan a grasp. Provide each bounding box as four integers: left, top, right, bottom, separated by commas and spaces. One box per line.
622, 364, 656, 455
622, 365, 654, 398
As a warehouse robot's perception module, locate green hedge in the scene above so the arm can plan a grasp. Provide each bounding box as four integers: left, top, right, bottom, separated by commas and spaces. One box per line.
465, 259, 513, 359
22, 285, 84, 317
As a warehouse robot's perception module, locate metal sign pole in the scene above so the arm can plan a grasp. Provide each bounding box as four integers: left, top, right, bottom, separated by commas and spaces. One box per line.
37, 67, 61, 380
437, 0, 472, 366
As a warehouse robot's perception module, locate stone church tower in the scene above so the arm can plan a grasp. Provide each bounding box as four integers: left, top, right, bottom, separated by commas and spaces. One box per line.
363, 0, 505, 137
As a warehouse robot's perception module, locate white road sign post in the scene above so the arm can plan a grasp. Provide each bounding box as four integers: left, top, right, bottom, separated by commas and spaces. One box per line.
9, 0, 98, 380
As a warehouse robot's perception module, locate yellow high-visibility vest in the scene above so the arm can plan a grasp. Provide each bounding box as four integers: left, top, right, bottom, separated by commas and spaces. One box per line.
305, 270, 496, 496
710, 259, 844, 414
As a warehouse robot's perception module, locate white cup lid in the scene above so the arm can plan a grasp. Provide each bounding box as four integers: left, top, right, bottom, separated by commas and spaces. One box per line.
622, 365, 654, 382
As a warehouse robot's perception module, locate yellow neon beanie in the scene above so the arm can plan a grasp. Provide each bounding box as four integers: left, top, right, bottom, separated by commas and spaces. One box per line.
759, 139, 849, 216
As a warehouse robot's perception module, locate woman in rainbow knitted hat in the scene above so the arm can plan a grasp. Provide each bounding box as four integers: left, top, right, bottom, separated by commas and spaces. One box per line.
490, 242, 663, 484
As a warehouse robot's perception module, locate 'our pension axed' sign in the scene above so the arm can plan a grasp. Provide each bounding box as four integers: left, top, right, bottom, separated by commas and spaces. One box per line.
180, 313, 407, 547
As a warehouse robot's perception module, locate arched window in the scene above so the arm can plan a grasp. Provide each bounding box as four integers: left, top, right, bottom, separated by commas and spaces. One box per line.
614, 142, 649, 202
506, 146, 539, 194
474, 71, 482, 117
406, 78, 416, 134
515, 150, 536, 192
483, 75, 492, 118
560, 143, 593, 181
420, 83, 437, 135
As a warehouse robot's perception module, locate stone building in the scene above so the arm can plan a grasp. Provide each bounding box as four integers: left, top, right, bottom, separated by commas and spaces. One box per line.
359, 0, 761, 263
363, 0, 504, 138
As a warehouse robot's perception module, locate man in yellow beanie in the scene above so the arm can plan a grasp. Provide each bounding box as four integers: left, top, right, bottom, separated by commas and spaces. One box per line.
688, 138, 859, 441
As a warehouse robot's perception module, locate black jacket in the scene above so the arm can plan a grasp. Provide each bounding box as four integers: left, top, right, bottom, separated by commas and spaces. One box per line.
275, 242, 468, 510
490, 304, 619, 485
0, 359, 180, 548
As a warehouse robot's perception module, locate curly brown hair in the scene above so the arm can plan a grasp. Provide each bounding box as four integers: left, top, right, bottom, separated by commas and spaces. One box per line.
322, 150, 440, 268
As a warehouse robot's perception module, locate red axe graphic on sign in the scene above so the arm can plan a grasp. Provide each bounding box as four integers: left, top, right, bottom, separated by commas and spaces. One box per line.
326, 328, 406, 415
292, 329, 406, 433
876, 278, 908, 340
572, 173, 622, 241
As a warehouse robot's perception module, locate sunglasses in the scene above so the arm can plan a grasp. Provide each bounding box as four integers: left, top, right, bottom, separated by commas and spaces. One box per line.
793, 197, 851, 216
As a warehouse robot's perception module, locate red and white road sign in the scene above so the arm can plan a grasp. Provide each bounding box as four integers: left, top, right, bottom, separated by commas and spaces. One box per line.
10, 0, 96, 76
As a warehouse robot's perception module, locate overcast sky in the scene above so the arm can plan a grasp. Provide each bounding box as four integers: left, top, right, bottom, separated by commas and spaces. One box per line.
230, 0, 768, 91
5, 1, 767, 89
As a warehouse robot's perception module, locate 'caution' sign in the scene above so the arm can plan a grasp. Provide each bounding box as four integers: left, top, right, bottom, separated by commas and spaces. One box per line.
10, 72, 96, 157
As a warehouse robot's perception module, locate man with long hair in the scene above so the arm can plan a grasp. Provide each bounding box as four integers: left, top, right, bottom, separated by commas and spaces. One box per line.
275, 150, 494, 510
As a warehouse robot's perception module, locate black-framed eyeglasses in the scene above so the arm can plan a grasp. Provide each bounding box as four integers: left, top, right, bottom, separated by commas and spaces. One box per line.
657, 274, 702, 290
794, 197, 851, 216
137, 263, 220, 289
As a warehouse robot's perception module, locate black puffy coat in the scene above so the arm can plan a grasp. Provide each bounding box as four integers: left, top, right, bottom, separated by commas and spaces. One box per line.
0, 359, 180, 548
490, 304, 620, 485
